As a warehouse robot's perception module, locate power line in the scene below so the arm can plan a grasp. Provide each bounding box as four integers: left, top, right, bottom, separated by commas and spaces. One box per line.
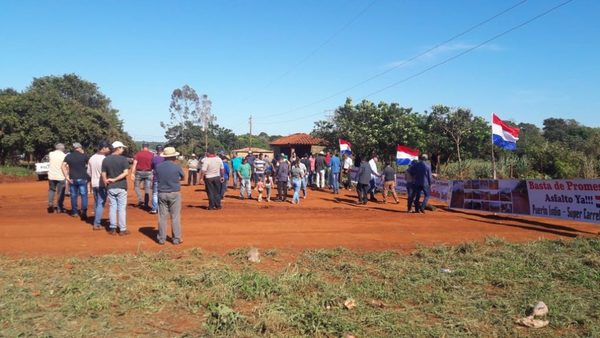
255, 0, 528, 120
361, 0, 574, 99
239, 0, 378, 104
261, 0, 574, 125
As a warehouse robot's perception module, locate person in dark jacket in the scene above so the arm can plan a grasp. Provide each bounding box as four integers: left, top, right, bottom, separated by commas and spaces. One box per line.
356, 157, 374, 205
407, 154, 432, 213
405, 160, 418, 212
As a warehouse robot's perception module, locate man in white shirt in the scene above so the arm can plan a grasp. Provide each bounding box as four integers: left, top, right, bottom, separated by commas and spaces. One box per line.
47, 143, 66, 213
368, 153, 381, 201
87, 141, 111, 230
187, 154, 200, 186
200, 147, 224, 210
342, 153, 354, 190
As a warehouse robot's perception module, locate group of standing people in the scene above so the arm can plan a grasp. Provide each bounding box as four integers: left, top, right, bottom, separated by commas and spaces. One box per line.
47, 141, 186, 244
46, 142, 435, 247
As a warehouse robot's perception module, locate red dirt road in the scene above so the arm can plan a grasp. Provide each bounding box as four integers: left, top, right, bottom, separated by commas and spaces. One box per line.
0, 180, 597, 256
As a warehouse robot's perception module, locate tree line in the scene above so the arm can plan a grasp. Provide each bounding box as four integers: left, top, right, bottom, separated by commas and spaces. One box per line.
0, 74, 135, 164
2, 76, 597, 179
311, 98, 600, 179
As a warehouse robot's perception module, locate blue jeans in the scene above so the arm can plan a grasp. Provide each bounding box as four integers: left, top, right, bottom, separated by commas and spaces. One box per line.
331, 172, 340, 193
107, 188, 127, 231
69, 178, 88, 215
414, 185, 430, 211
152, 181, 159, 212
92, 186, 107, 226
292, 177, 301, 203
368, 178, 376, 198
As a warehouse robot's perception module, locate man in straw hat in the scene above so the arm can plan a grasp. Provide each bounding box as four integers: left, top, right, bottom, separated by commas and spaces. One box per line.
155, 146, 185, 245
102, 141, 130, 235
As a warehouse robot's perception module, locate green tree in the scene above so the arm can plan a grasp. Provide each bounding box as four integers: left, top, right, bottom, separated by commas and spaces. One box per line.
312, 98, 425, 160
0, 74, 134, 162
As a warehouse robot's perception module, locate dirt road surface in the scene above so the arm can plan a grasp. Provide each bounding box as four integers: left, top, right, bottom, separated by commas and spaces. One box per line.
0, 180, 597, 256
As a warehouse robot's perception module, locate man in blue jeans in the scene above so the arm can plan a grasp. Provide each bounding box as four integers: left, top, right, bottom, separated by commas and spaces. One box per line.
329, 151, 341, 194
102, 141, 131, 235
61, 142, 89, 220
87, 141, 111, 230
150, 145, 165, 214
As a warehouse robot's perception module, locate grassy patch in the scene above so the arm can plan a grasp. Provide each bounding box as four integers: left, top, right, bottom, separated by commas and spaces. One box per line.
0, 165, 33, 177
1, 238, 599, 336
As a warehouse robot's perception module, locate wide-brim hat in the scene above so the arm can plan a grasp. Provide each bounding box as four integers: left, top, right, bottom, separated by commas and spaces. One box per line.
161, 146, 180, 158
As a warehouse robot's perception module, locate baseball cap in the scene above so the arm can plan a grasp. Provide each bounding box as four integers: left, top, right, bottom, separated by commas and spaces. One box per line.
155, 144, 164, 152
98, 141, 110, 149
72, 142, 83, 149
112, 141, 127, 148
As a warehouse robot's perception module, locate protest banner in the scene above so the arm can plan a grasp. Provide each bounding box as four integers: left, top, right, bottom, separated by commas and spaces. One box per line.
449, 179, 600, 224
527, 179, 600, 223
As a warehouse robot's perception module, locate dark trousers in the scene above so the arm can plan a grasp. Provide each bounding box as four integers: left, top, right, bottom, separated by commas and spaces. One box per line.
406, 183, 415, 211
357, 183, 369, 203
343, 169, 351, 189
277, 180, 288, 201
188, 170, 198, 185
205, 177, 222, 209
413, 185, 430, 211
48, 179, 65, 210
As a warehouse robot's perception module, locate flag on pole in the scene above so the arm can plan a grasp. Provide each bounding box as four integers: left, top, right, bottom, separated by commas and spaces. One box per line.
492, 113, 520, 150
339, 139, 352, 156
396, 145, 419, 165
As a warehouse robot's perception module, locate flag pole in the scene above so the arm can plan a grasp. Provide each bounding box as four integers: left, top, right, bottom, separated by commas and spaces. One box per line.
491, 113, 497, 179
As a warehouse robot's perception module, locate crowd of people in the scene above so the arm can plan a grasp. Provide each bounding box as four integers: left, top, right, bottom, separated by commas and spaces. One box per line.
46, 142, 433, 245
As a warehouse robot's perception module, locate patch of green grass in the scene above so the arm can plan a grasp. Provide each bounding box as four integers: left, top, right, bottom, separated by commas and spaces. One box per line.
1, 238, 599, 336
0, 165, 33, 177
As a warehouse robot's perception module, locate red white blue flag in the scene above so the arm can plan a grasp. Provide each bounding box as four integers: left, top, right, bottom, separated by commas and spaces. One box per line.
492, 113, 520, 150
339, 139, 352, 156
396, 145, 419, 165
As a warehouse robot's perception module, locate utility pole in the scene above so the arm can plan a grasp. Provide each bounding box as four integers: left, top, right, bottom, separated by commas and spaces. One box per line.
249, 115, 253, 151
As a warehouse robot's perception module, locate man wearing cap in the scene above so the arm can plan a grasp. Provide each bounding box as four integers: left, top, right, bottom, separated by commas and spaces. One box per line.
87, 141, 111, 230
131, 142, 154, 210
47, 143, 67, 213
186, 153, 199, 186
102, 141, 130, 235
62, 142, 89, 219
150, 145, 165, 214
155, 147, 185, 245
200, 147, 224, 210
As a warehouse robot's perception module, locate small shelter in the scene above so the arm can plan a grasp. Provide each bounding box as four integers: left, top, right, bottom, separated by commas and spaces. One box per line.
232, 147, 273, 159
269, 133, 326, 158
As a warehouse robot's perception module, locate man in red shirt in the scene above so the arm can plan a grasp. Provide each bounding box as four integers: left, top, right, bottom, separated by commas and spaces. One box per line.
130, 142, 155, 210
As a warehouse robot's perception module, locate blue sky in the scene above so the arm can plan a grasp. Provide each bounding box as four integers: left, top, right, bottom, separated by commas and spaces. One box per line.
1, 0, 598, 141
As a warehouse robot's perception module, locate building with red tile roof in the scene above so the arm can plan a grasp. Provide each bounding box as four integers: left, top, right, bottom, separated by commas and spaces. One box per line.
269, 133, 326, 158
